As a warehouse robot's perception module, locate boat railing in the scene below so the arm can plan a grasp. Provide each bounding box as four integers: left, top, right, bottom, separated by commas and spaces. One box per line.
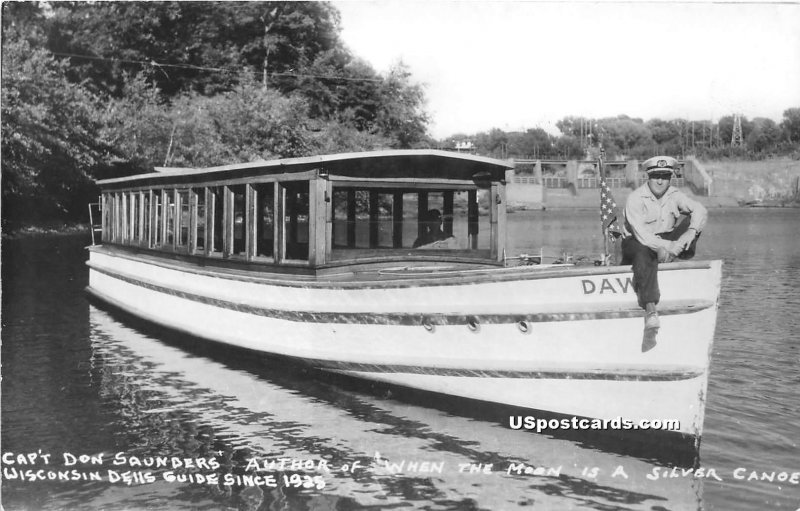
506, 247, 575, 266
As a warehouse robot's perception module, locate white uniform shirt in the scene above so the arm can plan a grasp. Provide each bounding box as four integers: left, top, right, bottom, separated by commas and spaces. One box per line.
623, 183, 708, 252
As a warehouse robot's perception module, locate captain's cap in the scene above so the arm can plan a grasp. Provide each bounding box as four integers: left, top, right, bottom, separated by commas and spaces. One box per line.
642, 156, 678, 175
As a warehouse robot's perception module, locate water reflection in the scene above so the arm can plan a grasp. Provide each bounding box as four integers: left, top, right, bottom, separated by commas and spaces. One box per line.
78, 305, 704, 510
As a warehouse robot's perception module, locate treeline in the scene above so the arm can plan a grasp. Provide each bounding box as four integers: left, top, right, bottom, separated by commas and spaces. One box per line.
3, 3, 800, 231
1, 2, 431, 230
443, 112, 800, 162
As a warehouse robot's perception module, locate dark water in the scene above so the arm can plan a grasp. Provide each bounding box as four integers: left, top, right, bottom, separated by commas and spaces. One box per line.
2, 208, 798, 510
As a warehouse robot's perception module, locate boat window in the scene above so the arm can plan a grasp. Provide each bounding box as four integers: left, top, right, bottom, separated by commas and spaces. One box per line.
101, 194, 110, 242
330, 187, 491, 260
107, 193, 115, 242
283, 181, 309, 261
117, 193, 123, 242
142, 192, 150, 245
124, 192, 130, 242
254, 183, 275, 259
230, 185, 247, 257
176, 190, 190, 248
137, 191, 145, 244
194, 189, 205, 253
117, 192, 124, 243
151, 191, 163, 248
165, 189, 176, 247
207, 186, 224, 256
333, 190, 366, 248
109, 193, 114, 241
106, 194, 111, 241
107, 194, 112, 241
130, 192, 139, 244
119, 193, 128, 243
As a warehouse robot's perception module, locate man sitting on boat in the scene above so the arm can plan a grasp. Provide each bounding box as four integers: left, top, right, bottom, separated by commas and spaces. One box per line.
621, 156, 708, 351
413, 209, 454, 248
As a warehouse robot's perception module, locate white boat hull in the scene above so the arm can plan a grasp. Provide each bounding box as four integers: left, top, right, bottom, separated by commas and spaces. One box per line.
87, 247, 721, 441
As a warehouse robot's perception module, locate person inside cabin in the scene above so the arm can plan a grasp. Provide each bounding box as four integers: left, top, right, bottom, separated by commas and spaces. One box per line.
621, 156, 708, 351
413, 209, 449, 248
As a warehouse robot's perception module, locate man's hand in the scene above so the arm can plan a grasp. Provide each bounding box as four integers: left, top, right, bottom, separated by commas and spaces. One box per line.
675, 228, 697, 253
657, 246, 675, 263
668, 240, 685, 257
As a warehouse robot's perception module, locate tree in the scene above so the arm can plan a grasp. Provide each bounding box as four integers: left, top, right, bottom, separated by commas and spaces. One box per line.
46, 2, 343, 97
308, 121, 393, 155
1, 38, 109, 229
555, 116, 588, 138
746, 117, 782, 153
45, 2, 430, 146
554, 135, 584, 159
781, 107, 800, 143
97, 73, 178, 174
203, 78, 314, 160
596, 116, 654, 158
297, 49, 374, 121
2, 1, 48, 45
646, 118, 681, 147
233, 2, 342, 94
473, 128, 508, 158
507, 128, 554, 158
372, 63, 428, 148
691, 120, 717, 150
99, 72, 316, 169
98, 71, 397, 172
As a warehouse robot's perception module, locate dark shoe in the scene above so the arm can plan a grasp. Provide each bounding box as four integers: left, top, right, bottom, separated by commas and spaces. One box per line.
642, 327, 658, 352
678, 236, 699, 260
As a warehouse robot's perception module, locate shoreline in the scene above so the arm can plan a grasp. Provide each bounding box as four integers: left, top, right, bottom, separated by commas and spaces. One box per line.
2, 223, 91, 240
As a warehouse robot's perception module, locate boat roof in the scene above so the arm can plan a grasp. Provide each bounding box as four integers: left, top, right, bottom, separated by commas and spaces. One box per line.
97, 149, 515, 188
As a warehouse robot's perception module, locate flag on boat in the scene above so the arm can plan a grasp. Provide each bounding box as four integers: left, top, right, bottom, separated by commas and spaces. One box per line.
600, 173, 622, 240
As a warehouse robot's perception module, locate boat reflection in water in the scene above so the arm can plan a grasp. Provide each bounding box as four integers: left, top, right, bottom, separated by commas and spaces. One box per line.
87, 305, 705, 510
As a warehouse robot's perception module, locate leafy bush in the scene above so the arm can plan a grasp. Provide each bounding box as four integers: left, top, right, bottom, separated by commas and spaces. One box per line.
1, 39, 107, 228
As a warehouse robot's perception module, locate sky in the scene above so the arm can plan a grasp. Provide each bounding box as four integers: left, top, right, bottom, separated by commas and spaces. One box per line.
333, 0, 800, 139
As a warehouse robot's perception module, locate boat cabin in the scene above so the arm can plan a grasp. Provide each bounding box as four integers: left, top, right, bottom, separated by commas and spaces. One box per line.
96, 150, 514, 273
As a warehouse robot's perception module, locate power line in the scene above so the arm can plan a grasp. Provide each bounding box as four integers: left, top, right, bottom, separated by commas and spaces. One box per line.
50, 51, 384, 83
52, 51, 230, 72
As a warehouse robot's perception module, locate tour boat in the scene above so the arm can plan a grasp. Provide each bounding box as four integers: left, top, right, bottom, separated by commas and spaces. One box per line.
86, 150, 721, 450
